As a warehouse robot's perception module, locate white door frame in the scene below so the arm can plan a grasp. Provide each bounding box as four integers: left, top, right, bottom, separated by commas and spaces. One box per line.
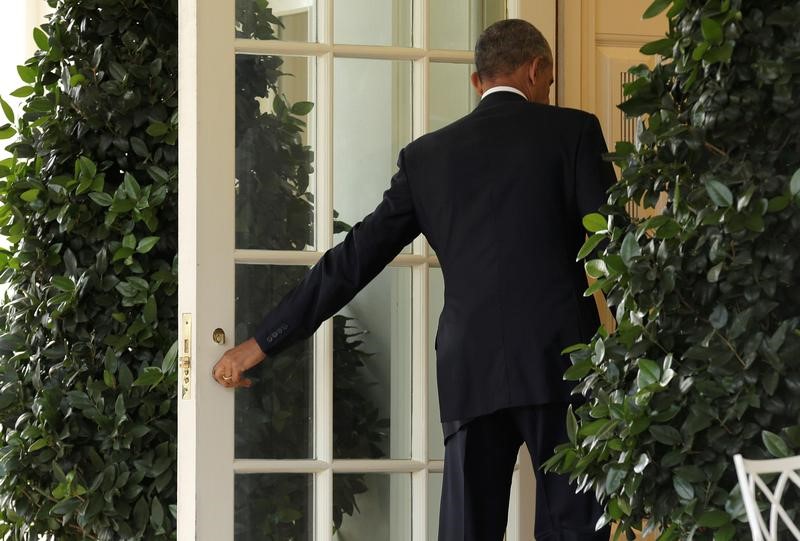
178, 1, 557, 539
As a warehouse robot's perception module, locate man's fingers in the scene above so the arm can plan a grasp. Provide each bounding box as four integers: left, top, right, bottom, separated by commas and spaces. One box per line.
212, 348, 257, 389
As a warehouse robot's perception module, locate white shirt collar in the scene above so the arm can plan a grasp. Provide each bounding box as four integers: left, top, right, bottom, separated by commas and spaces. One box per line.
480, 85, 528, 101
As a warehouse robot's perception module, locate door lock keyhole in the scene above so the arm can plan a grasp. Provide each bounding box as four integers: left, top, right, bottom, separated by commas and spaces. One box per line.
212, 328, 226, 344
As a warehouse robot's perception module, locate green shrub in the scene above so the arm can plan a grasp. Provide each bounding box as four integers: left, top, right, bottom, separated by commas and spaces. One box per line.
545, 1, 800, 540
0, 0, 180, 538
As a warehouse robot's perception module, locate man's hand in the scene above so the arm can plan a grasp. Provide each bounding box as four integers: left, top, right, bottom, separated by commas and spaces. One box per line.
211, 338, 267, 389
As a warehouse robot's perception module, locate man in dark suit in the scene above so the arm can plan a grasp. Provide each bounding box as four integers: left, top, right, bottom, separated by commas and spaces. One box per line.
213, 19, 615, 541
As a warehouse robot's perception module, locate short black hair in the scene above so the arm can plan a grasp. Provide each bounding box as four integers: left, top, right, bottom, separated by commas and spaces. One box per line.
474, 19, 552, 80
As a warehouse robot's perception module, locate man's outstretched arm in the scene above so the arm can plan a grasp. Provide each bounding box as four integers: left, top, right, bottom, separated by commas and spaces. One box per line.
212, 149, 421, 387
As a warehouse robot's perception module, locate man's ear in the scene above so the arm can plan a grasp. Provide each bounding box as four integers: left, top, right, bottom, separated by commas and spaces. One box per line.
470, 71, 483, 96
528, 57, 542, 85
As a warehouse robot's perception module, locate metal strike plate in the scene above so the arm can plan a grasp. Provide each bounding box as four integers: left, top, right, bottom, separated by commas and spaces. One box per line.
181, 313, 192, 400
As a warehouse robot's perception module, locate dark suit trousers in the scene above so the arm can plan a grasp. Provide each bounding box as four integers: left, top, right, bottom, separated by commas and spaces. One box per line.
438, 404, 610, 541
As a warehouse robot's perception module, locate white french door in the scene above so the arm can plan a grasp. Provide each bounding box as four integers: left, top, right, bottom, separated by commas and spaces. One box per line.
178, 1, 556, 539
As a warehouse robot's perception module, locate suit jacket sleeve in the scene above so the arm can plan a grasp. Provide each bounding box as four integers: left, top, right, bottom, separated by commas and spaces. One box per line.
253, 148, 421, 356
575, 113, 617, 220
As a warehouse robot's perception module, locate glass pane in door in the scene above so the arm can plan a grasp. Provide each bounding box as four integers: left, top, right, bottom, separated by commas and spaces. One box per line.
428, 473, 444, 540
235, 473, 314, 541
236, 54, 316, 251
333, 58, 413, 253
236, 0, 317, 42
429, 62, 478, 131
429, 0, 505, 50
334, 0, 412, 46
234, 264, 314, 459
332, 474, 412, 540
333, 266, 412, 459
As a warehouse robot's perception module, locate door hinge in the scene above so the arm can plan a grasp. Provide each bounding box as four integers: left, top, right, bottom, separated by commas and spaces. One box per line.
180, 313, 192, 400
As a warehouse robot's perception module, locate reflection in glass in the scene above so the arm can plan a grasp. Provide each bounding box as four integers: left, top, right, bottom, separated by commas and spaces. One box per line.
235, 264, 313, 459
429, 0, 506, 51
428, 267, 446, 460
334, 267, 412, 459
236, 0, 316, 42
430, 62, 479, 132
333, 474, 412, 540
236, 53, 316, 251
334, 0, 412, 46
235, 473, 313, 541
428, 473, 444, 540
333, 58, 413, 252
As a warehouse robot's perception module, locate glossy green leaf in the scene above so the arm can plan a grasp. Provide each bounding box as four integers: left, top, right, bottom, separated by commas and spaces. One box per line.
146, 122, 169, 137
146, 165, 170, 184
0, 96, 13, 124
564, 358, 593, 381
656, 219, 680, 239
650, 425, 682, 445
10, 86, 34, 98
143, 295, 157, 323
673, 476, 694, 500
697, 510, 730, 528
637, 359, 661, 389
50, 498, 81, 516
108, 61, 127, 81
585, 259, 608, 279
762, 430, 790, 458
704, 179, 733, 207
0, 125, 15, 140
605, 466, 626, 494
714, 524, 736, 541
88, 191, 113, 206
20, 189, 40, 202
790, 168, 800, 196
78, 156, 96, 179
137, 236, 160, 253
707, 262, 724, 283
123, 172, 141, 200
767, 195, 789, 213
701, 18, 724, 45
16, 65, 36, 84
28, 438, 48, 452
91, 43, 103, 69
567, 404, 578, 445
709, 305, 728, 329
130, 136, 148, 157
583, 213, 607, 233
161, 339, 179, 375
577, 234, 605, 260
291, 101, 314, 115
640, 38, 674, 56
52, 276, 75, 291
33, 27, 49, 51
620, 233, 641, 266
642, 0, 672, 19
133, 366, 164, 387
705, 43, 734, 63
151, 497, 164, 530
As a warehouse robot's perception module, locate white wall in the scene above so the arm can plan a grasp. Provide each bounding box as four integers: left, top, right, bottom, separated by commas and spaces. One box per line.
0, 0, 51, 146
0, 0, 51, 273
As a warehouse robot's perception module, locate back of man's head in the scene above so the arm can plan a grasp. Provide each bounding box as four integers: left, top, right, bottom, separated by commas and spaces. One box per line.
474, 19, 552, 82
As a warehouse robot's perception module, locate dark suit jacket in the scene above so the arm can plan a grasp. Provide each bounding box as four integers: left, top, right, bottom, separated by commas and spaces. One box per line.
254, 90, 616, 422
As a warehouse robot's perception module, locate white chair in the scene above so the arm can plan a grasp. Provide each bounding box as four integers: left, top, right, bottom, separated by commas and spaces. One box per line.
734, 453, 800, 540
